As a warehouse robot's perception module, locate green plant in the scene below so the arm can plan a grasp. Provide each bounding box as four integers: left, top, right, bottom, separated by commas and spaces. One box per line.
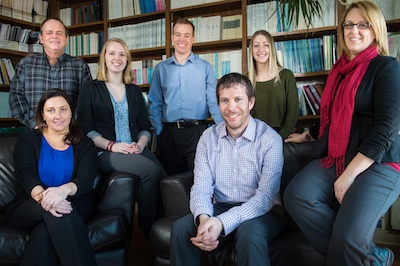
276, 0, 326, 29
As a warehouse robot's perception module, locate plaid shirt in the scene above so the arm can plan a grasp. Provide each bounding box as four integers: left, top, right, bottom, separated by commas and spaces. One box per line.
190, 117, 283, 235
9, 53, 92, 129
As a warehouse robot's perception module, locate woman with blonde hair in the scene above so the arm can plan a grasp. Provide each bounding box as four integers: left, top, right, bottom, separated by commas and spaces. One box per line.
248, 30, 298, 139
77, 38, 166, 239
284, 1, 400, 265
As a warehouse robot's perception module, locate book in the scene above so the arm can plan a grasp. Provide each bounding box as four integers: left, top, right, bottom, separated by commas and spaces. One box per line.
313, 83, 325, 98
309, 84, 321, 105
300, 85, 315, 115
302, 85, 320, 114
221, 14, 242, 40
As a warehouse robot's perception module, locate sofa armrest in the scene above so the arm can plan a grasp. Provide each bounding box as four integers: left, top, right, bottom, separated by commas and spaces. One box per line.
161, 171, 193, 217
96, 172, 137, 225
281, 136, 327, 196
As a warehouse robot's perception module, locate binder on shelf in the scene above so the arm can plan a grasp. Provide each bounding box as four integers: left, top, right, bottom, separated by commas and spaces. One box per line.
28, 44, 43, 53
1, 7, 12, 18
12, 10, 23, 21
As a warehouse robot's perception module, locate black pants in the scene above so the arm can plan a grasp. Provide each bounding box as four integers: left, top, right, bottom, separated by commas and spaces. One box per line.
157, 124, 208, 175
6, 198, 96, 266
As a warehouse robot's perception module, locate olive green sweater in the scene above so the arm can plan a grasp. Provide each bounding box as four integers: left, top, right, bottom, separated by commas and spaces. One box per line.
252, 69, 298, 139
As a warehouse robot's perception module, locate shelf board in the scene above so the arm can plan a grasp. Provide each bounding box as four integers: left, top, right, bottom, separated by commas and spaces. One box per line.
271, 26, 338, 42
0, 84, 10, 92
108, 11, 166, 27
387, 19, 400, 32
67, 21, 104, 34
192, 39, 243, 53
131, 47, 167, 60
171, 0, 242, 18
0, 15, 41, 29
294, 71, 330, 79
298, 115, 319, 120
0, 49, 28, 57
0, 118, 25, 128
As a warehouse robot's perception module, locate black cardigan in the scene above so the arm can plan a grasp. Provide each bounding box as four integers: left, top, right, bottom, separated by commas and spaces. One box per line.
77, 80, 151, 151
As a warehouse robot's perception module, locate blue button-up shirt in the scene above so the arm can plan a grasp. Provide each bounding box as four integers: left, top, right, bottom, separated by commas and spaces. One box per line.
190, 117, 283, 235
148, 52, 223, 135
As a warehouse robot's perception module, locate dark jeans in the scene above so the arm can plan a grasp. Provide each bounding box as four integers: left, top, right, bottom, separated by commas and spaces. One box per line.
284, 159, 400, 265
170, 203, 285, 266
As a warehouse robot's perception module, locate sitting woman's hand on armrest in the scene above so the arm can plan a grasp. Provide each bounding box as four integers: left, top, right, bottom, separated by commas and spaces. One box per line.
285, 130, 315, 143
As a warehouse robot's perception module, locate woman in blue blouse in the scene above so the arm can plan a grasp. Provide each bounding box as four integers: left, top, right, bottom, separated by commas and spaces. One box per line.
77, 38, 166, 239
5, 89, 98, 265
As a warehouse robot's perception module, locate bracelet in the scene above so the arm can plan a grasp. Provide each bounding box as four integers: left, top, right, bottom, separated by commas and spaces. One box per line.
107, 141, 115, 151
109, 141, 115, 152
35, 192, 43, 204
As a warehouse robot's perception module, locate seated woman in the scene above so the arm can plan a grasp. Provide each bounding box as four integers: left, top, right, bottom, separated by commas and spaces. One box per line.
4, 89, 98, 266
77, 38, 167, 239
284, 1, 400, 265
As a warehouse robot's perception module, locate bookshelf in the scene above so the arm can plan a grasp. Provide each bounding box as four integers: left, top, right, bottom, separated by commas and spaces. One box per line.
0, 14, 42, 129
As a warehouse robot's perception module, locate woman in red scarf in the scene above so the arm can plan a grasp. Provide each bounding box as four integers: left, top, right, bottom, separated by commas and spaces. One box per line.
284, 1, 400, 265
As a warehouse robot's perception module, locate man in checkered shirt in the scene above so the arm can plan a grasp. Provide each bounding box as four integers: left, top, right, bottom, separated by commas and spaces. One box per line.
9, 18, 92, 129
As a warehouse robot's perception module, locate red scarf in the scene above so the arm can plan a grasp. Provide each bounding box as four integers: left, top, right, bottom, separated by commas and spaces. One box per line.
319, 45, 379, 176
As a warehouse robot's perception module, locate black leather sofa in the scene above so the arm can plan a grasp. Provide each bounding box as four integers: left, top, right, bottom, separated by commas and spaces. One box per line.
0, 134, 137, 266
149, 141, 327, 266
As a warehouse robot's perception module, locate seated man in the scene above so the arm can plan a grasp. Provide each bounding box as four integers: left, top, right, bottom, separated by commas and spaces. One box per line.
170, 73, 285, 266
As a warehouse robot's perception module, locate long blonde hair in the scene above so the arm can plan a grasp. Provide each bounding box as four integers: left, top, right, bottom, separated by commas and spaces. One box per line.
96, 38, 134, 84
248, 30, 282, 87
337, 1, 388, 58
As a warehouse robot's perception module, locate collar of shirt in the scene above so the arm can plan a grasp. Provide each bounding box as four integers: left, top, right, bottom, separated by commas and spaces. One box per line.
218, 116, 257, 142
42, 52, 66, 66
169, 52, 196, 66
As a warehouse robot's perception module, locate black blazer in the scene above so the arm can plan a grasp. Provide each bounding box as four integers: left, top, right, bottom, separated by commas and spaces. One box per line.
77, 80, 151, 150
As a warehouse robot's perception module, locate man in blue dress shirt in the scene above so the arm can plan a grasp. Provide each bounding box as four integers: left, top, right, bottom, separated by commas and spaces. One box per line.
148, 17, 222, 175
170, 73, 285, 266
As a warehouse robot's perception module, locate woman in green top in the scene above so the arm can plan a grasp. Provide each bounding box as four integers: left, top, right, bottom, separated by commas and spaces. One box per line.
248, 30, 298, 139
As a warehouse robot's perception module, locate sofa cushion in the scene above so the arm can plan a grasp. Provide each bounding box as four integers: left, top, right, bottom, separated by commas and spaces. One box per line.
0, 137, 18, 212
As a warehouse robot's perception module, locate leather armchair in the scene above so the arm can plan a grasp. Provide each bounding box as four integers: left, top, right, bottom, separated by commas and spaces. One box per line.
150, 142, 327, 266
0, 134, 137, 266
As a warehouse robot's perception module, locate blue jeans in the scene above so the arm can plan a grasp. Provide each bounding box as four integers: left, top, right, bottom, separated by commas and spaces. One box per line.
284, 159, 400, 266
170, 203, 285, 266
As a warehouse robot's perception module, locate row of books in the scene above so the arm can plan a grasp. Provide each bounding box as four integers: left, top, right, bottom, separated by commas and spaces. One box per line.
275, 35, 337, 74
108, 0, 166, 20
0, 58, 15, 85
170, 0, 225, 9
247, 0, 336, 36
197, 50, 242, 80
108, 18, 165, 50
297, 83, 324, 117
1, 0, 48, 23
0, 23, 37, 45
371, 0, 400, 20
188, 14, 242, 43
65, 32, 104, 57
132, 58, 164, 85
0, 91, 11, 118
59, 1, 103, 27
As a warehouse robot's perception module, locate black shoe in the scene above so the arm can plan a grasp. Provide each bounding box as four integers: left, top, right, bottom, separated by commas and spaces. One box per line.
373, 246, 394, 266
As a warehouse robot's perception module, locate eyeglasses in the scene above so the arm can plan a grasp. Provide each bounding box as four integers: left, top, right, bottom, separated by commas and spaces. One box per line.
342, 22, 371, 30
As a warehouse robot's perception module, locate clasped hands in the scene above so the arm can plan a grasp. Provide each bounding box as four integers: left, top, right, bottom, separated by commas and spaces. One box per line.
40, 187, 72, 218
112, 142, 143, 154
191, 214, 223, 252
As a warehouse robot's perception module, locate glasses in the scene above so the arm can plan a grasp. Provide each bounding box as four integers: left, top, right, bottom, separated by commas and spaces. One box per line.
342, 22, 371, 30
